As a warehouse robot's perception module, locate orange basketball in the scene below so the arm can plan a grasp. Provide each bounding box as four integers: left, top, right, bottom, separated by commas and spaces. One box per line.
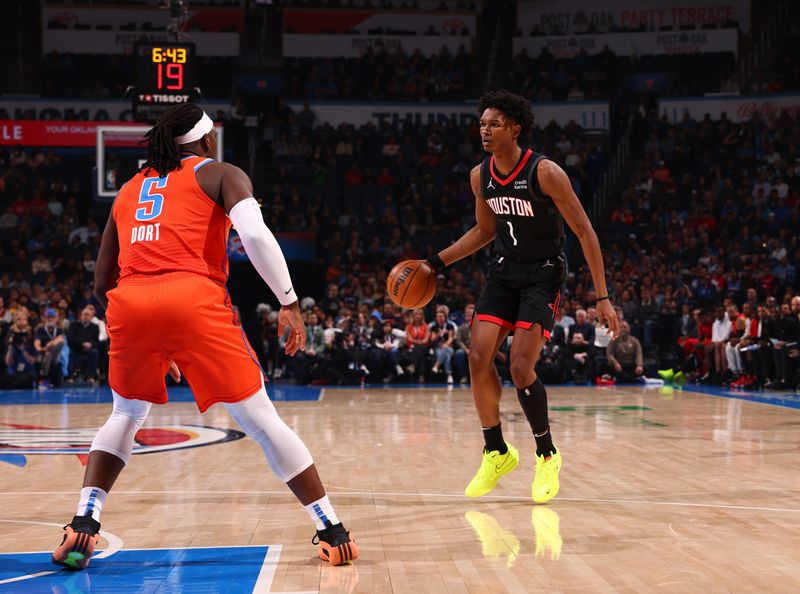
386, 260, 437, 309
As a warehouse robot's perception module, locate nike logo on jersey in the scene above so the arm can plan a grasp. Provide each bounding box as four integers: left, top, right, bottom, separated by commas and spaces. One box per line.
486, 178, 495, 190
284, 287, 293, 295
485, 196, 535, 217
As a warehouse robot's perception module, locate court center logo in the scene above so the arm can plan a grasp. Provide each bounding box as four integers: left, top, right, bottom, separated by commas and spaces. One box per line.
0, 423, 244, 465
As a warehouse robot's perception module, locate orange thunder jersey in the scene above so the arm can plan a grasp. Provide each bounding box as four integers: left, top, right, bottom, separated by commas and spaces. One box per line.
113, 156, 230, 284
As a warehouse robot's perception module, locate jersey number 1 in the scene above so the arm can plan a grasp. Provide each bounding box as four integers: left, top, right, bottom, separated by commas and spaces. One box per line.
506, 221, 518, 246
136, 176, 168, 221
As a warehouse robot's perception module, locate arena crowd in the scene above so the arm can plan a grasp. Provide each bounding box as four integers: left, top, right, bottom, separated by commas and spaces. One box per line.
1, 103, 799, 391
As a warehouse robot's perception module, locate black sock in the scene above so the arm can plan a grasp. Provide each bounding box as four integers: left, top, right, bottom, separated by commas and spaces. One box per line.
482, 423, 508, 454
517, 378, 555, 457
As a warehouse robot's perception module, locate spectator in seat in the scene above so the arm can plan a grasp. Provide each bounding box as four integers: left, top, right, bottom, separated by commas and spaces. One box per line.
86, 304, 108, 380
566, 308, 595, 382
453, 303, 474, 384
34, 307, 65, 388
606, 321, 644, 383
639, 287, 660, 350
588, 305, 613, 377
724, 304, 747, 382
405, 309, 430, 382
67, 306, 99, 384
620, 290, 639, 330
320, 283, 341, 318
535, 323, 567, 384
324, 330, 365, 385
369, 319, 405, 381
382, 136, 401, 160
429, 309, 457, 384
764, 303, 799, 390
0, 296, 12, 325
297, 312, 326, 383
702, 305, 731, 383
3, 309, 37, 389
305, 311, 325, 357
675, 303, 698, 357
555, 307, 575, 332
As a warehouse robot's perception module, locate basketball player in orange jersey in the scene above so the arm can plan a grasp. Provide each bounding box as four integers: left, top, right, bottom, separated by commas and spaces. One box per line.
52, 104, 357, 570
421, 90, 619, 502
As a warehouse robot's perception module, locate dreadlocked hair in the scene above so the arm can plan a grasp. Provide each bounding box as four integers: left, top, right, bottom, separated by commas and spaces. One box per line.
141, 103, 204, 178
478, 89, 534, 141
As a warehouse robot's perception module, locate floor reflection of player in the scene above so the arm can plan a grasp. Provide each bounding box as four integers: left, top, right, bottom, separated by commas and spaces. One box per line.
465, 510, 521, 567
464, 506, 562, 565
531, 507, 562, 560
52, 104, 357, 570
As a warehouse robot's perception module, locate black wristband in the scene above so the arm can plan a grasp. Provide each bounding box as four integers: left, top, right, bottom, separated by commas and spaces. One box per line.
596, 296, 610, 302
426, 254, 445, 271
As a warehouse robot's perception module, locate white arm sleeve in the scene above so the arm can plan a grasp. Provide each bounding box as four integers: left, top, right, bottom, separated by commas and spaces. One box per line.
229, 198, 298, 306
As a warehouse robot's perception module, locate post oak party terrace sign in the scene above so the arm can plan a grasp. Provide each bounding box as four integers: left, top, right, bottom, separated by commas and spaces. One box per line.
517, 0, 750, 35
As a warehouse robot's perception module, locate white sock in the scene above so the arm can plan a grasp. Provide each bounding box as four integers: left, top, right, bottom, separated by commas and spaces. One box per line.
304, 495, 340, 530
76, 486, 108, 522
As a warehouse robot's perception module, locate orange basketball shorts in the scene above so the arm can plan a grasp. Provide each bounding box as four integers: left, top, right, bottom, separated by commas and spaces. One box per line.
106, 272, 265, 412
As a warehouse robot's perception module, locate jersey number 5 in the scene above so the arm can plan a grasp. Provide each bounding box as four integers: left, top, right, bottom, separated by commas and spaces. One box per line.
136, 176, 168, 221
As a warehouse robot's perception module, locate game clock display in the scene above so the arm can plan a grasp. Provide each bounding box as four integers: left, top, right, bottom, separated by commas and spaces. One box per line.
134, 42, 197, 121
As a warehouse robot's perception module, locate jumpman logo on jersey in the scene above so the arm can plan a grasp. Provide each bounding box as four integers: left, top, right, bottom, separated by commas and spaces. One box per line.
487, 178, 495, 190
547, 291, 561, 320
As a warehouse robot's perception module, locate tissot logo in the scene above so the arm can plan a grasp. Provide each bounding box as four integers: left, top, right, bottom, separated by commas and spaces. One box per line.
0, 423, 244, 461
138, 94, 191, 104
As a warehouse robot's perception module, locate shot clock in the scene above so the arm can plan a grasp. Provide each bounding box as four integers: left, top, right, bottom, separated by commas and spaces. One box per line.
133, 42, 198, 122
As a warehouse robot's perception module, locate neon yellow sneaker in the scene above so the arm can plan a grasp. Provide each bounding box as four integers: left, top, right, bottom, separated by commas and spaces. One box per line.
532, 448, 561, 504
465, 510, 521, 567
464, 443, 519, 497
657, 369, 675, 382
531, 507, 562, 560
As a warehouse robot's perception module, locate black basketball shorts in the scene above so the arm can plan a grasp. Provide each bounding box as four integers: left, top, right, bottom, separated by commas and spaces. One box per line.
475, 253, 566, 339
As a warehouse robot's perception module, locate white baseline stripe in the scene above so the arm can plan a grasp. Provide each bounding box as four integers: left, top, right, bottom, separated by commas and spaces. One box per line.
0, 571, 55, 586
0, 543, 277, 555
252, 543, 282, 594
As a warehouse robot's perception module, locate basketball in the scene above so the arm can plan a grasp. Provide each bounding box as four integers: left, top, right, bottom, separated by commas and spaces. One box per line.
386, 260, 437, 309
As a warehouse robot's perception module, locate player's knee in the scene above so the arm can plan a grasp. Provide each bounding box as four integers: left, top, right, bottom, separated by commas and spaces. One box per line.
89, 391, 151, 465
468, 348, 491, 373
111, 392, 151, 428
510, 360, 536, 388
224, 388, 313, 482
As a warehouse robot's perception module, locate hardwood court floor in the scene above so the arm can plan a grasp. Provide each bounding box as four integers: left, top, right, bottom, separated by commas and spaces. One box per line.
1, 385, 800, 593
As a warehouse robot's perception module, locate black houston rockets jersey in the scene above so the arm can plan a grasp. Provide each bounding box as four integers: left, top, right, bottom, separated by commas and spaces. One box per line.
479, 147, 566, 261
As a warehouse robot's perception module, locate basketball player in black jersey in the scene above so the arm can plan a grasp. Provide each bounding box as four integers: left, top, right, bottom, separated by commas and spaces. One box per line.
421, 90, 619, 502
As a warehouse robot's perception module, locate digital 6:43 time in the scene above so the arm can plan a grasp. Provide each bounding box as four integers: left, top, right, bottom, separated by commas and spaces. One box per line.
151, 47, 187, 64
151, 47, 187, 90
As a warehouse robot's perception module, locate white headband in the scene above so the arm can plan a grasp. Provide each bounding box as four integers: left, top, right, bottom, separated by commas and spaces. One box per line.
174, 112, 213, 144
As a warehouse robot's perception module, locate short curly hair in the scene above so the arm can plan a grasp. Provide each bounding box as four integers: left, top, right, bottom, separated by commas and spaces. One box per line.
478, 90, 534, 141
